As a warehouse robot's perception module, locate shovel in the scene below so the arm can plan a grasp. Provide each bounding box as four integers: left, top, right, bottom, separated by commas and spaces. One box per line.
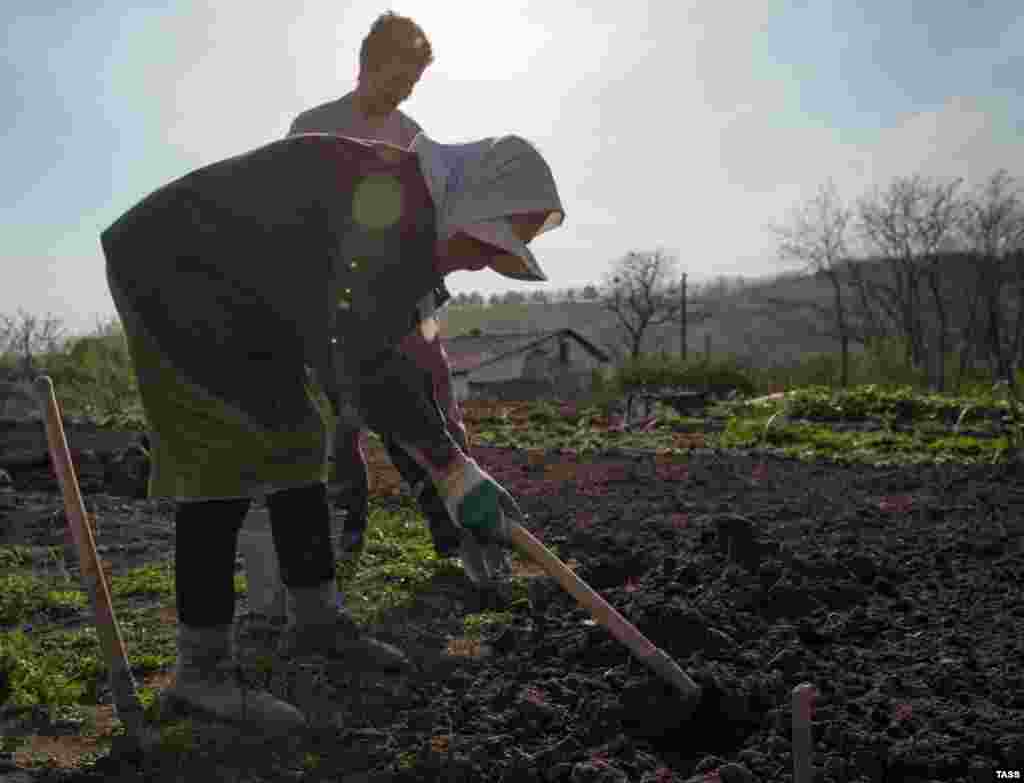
34, 376, 152, 750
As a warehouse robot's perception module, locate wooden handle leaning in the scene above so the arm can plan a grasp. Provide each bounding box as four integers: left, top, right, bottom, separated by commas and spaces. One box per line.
508, 522, 701, 708
34, 376, 145, 736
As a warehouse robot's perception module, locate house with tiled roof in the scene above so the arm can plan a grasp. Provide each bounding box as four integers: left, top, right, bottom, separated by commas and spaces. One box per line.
443, 329, 612, 402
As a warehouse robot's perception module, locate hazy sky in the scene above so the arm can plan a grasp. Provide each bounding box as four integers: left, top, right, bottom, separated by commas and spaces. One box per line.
3, 0, 1022, 335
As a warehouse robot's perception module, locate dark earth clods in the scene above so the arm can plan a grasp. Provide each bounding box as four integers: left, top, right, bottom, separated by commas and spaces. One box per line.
1, 419, 1023, 782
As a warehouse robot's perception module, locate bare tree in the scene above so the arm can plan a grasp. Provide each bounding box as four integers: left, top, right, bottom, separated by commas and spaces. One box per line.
771, 179, 857, 386
912, 178, 964, 391
856, 174, 964, 390
0, 310, 65, 378
0, 315, 13, 371
601, 250, 687, 360
957, 169, 1024, 391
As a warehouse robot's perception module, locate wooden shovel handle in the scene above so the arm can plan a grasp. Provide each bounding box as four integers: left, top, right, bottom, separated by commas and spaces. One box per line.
35, 376, 144, 732
508, 522, 701, 704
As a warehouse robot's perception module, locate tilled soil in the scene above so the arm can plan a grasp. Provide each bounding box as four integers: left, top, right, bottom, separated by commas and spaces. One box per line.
1, 425, 1023, 782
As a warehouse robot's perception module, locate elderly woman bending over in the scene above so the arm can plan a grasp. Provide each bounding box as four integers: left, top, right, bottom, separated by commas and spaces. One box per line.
100, 131, 564, 732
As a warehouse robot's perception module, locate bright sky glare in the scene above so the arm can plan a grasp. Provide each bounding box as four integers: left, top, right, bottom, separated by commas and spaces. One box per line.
3, 1, 1022, 334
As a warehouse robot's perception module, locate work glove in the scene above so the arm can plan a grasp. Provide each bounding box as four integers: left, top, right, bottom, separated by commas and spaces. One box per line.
434, 457, 521, 586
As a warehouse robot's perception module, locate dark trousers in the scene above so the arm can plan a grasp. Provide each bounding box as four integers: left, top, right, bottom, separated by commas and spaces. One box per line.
174, 482, 335, 627
334, 432, 460, 556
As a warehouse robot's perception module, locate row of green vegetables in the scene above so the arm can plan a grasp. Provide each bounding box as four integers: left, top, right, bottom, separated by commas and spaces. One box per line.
468, 384, 1022, 466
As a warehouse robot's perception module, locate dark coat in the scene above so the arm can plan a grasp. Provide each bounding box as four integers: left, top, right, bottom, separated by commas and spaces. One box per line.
102, 134, 453, 447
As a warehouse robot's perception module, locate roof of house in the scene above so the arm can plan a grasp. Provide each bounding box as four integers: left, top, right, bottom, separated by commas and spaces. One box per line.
443, 329, 610, 375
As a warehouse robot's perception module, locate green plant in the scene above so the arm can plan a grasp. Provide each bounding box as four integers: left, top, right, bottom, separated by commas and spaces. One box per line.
110, 562, 174, 598
43, 589, 87, 612
338, 505, 460, 625
616, 354, 756, 397
0, 629, 88, 713
0, 546, 31, 570
0, 572, 47, 625
856, 336, 928, 388
462, 611, 514, 638
35, 317, 148, 427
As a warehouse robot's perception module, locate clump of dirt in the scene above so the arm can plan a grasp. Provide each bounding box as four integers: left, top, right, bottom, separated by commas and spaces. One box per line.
2, 423, 1023, 782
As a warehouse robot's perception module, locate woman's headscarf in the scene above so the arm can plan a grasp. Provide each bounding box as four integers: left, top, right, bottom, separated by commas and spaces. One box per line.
411, 133, 565, 281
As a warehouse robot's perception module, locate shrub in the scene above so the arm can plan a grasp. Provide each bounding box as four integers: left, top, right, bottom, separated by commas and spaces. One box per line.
615, 354, 755, 397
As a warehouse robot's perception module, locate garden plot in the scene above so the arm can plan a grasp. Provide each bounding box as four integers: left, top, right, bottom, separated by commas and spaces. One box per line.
0, 400, 1022, 782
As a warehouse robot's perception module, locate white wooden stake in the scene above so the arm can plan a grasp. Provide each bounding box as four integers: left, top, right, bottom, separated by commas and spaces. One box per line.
792, 682, 815, 783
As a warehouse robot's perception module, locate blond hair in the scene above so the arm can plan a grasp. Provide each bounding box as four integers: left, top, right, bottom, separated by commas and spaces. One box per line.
359, 11, 434, 73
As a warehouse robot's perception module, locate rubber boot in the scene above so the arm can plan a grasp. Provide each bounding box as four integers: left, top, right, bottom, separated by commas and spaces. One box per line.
161, 623, 306, 734
278, 581, 414, 673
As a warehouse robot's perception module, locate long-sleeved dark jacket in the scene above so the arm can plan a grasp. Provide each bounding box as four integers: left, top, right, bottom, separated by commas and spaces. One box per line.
101, 133, 456, 452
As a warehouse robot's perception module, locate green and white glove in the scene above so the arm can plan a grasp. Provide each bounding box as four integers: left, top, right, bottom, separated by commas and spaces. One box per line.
395, 440, 520, 587
434, 457, 522, 587
434, 457, 521, 546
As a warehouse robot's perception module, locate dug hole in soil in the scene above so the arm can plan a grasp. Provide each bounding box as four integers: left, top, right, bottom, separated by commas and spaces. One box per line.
1, 416, 1023, 783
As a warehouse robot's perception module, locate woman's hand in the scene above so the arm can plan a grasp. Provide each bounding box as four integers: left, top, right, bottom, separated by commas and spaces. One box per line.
433, 455, 520, 546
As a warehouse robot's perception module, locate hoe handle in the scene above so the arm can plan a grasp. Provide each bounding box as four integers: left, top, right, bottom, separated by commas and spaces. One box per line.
508, 522, 701, 708
35, 376, 145, 736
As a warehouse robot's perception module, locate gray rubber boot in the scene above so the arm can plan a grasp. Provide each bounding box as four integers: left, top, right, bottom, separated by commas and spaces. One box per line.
161, 623, 306, 734
459, 533, 511, 586
278, 581, 414, 673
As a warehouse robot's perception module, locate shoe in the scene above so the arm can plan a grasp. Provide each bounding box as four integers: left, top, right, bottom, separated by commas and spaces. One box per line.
278, 606, 413, 673
279, 582, 414, 674
161, 624, 305, 735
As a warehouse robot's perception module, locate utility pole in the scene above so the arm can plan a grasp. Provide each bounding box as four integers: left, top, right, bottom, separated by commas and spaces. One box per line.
680, 272, 687, 361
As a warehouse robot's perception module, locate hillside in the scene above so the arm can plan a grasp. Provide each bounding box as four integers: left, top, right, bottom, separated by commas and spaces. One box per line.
439, 272, 847, 369
441, 254, 1023, 370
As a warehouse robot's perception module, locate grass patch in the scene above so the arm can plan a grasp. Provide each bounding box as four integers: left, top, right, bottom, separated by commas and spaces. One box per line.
0, 628, 92, 712
44, 589, 88, 612
0, 545, 34, 570
337, 501, 459, 625
0, 572, 49, 626
109, 562, 174, 598
0, 621, 175, 716
462, 611, 514, 639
